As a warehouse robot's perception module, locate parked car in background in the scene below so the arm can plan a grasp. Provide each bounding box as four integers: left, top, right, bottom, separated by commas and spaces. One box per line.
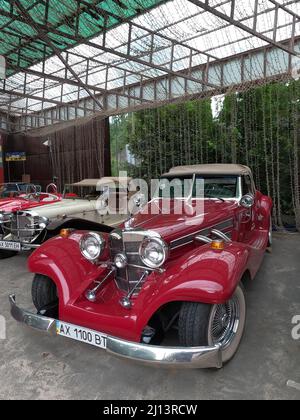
10, 164, 273, 368
0, 177, 142, 258
0, 183, 61, 213
0, 182, 41, 198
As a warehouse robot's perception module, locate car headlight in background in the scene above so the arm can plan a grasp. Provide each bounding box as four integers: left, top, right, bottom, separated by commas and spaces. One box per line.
37, 216, 49, 230
80, 232, 106, 262
139, 237, 169, 269
0, 212, 12, 224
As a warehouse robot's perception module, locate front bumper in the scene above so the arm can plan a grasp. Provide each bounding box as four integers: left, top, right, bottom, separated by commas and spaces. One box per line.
9, 295, 222, 369
0, 239, 40, 252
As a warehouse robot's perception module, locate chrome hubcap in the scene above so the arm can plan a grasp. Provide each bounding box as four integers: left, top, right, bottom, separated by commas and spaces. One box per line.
269, 222, 273, 245
209, 297, 240, 348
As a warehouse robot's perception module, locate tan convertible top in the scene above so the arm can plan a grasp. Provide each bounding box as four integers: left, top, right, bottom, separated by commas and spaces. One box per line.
71, 177, 132, 187
163, 164, 252, 177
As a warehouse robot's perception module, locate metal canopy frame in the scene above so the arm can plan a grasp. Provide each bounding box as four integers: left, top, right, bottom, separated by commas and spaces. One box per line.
0, 0, 300, 132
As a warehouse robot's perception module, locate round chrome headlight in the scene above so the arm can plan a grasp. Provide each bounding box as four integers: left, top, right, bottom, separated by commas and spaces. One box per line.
139, 237, 169, 269
37, 216, 49, 230
80, 232, 105, 262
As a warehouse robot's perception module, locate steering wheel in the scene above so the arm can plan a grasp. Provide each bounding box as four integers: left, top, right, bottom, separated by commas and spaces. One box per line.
25, 184, 37, 195
46, 183, 58, 194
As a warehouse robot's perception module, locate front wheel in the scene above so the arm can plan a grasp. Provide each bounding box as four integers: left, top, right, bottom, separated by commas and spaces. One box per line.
178, 285, 246, 364
32, 274, 58, 317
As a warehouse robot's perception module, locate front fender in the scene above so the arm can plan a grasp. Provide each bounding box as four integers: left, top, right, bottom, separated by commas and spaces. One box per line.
28, 233, 107, 307
46, 218, 114, 235
133, 242, 251, 333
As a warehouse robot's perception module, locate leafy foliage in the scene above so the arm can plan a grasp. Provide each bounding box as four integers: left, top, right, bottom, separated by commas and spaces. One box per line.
110, 80, 300, 229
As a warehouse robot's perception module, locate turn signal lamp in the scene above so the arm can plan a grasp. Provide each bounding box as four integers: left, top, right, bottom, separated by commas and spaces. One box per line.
60, 229, 72, 238
211, 239, 225, 251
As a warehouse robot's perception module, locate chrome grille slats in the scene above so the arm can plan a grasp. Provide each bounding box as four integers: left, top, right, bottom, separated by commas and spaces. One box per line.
1, 211, 46, 244
109, 229, 148, 295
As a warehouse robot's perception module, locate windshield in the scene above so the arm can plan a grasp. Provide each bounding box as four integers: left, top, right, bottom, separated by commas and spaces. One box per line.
154, 176, 194, 199
195, 176, 238, 199
0, 183, 18, 192
154, 175, 238, 199
19, 184, 41, 193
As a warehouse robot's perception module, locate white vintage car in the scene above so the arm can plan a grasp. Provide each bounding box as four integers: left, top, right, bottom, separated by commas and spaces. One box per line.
0, 177, 143, 258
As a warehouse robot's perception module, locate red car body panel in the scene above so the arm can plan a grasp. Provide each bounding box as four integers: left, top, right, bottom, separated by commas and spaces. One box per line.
28, 190, 273, 343
0, 194, 62, 212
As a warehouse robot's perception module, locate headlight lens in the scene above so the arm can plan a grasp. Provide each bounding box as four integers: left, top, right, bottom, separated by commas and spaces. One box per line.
139, 237, 168, 269
0, 212, 11, 223
80, 232, 106, 262
37, 216, 49, 230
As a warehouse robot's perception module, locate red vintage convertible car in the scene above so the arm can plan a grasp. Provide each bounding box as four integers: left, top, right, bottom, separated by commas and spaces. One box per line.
0, 183, 61, 213
10, 164, 273, 368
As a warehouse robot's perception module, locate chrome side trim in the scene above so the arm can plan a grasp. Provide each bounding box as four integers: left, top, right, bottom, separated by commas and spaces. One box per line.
170, 218, 234, 249
9, 294, 222, 369
211, 229, 232, 243
195, 235, 212, 244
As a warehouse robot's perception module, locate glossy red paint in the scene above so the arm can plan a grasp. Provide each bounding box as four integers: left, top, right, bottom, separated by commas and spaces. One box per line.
126, 199, 237, 244
0, 194, 61, 212
28, 187, 273, 343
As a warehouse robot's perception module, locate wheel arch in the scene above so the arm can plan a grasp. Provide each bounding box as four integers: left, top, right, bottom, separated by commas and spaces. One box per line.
46, 218, 114, 237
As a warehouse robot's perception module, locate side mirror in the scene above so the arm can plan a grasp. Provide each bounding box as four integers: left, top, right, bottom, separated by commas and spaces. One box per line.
240, 194, 254, 209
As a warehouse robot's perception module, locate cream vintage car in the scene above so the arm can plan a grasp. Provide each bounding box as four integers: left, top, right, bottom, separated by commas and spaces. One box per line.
0, 177, 143, 258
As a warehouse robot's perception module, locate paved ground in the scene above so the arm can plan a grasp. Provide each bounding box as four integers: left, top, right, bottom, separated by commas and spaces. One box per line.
0, 233, 299, 400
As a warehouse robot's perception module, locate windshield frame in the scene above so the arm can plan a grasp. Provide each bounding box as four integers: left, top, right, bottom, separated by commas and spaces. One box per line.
154, 174, 242, 201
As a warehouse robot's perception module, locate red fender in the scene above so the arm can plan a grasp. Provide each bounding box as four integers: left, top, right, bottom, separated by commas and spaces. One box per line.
132, 242, 252, 334
28, 234, 108, 307
28, 233, 255, 342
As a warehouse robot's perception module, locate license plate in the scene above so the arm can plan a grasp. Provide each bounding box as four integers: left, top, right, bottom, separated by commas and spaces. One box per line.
0, 241, 21, 251
56, 321, 107, 349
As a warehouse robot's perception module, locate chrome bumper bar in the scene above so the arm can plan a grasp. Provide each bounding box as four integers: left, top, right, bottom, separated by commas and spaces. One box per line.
0, 241, 40, 251
9, 295, 222, 369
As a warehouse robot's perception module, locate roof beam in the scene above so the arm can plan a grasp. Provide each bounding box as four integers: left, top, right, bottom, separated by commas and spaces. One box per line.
0, 88, 93, 111
14, 0, 104, 110
0, 6, 220, 90
268, 0, 300, 21
79, 0, 219, 62
187, 0, 300, 57
5, 62, 152, 105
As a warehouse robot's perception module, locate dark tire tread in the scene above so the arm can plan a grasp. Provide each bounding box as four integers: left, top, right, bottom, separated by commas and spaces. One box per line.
31, 274, 57, 311
179, 302, 211, 347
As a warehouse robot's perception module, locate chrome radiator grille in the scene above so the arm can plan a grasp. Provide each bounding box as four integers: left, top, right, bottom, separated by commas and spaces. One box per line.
1, 212, 43, 243
110, 230, 148, 294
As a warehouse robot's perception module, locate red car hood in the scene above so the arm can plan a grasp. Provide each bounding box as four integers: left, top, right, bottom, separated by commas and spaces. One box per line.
0, 196, 61, 212
128, 199, 237, 243
0, 198, 30, 212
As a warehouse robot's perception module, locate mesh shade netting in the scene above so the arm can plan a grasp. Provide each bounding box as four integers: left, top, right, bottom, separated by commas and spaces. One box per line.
112, 79, 300, 231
